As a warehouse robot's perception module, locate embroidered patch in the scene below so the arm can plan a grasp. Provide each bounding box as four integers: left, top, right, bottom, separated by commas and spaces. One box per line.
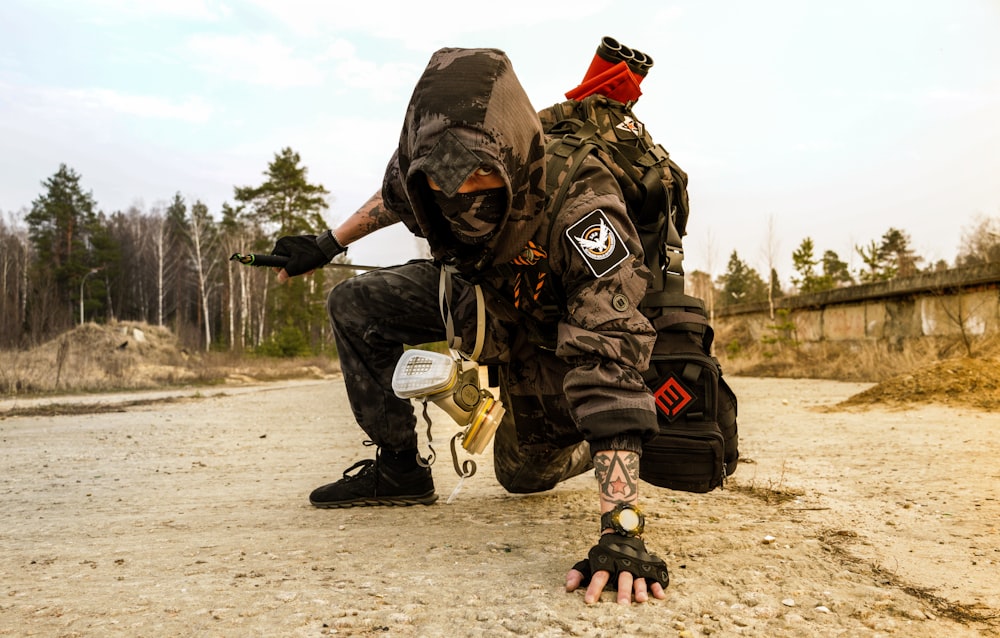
615, 115, 644, 138
653, 374, 695, 422
565, 209, 630, 278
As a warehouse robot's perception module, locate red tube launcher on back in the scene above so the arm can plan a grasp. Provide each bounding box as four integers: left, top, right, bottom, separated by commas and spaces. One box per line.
581, 37, 633, 82
565, 61, 642, 103
565, 36, 653, 103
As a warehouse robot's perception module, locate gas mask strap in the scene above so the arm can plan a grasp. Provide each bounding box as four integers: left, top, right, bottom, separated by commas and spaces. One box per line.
416, 401, 437, 468
438, 266, 485, 361
438, 266, 460, 351
470, 284, 485, 360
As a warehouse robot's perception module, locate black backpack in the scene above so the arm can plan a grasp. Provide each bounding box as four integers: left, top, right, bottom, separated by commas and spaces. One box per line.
537, 93, 739, 493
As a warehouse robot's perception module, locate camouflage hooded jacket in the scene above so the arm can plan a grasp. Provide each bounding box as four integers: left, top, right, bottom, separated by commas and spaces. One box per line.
381, 48, 658, 449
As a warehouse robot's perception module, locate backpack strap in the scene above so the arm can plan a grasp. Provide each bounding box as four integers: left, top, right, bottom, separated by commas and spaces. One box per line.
651, 311, 715, 353
546, 114, 687, 300
547, 119, 601, 215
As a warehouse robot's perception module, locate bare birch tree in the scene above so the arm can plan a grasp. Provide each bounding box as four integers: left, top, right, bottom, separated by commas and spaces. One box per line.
187, 200, 218, 351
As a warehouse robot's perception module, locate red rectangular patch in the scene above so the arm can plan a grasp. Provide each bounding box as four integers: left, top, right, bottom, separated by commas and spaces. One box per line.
654, 375, 694, 421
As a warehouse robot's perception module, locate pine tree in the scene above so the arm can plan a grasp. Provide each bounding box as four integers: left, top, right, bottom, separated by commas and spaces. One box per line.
879, 227, 921, 278
717, 250, 768, 307
821, 250, 852, 287
24, 164, 100, 330
86, 211, 122, 321
164, 193, 193, 335
855, 228, 923, 282
234, 148, 332, 354
855, 240, 882, 283
791, 237, 823, 293
234, 147, 330, 237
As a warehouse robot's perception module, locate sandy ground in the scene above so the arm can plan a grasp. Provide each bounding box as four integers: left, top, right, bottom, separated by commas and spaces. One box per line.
1, 376, 998, 638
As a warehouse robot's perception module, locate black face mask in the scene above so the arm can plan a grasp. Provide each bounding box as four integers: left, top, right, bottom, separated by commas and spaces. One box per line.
432, 187, 506, 245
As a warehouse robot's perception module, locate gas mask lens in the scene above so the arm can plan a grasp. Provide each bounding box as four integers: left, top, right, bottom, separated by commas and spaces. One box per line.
391, 349, 505, 454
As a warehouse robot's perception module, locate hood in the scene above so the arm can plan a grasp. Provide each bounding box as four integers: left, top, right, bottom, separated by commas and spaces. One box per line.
387, 48, 547, 271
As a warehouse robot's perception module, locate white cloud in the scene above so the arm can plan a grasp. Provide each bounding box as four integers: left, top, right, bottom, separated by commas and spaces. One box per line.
319, 39, 422, 103
1, 81, 212, 122
243, 0, 613, 43
185, 33, 325, 87
78, 0, 230, 22
71, 89, 214, 122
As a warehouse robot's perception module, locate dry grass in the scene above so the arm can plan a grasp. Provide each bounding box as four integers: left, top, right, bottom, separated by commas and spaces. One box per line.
5, 321, 1000, 413
715, 315, 1000, 382
716, 325, 1000, 410
0, 321, 340, 397
717, 331, 963, 383
728, 473, 804, 505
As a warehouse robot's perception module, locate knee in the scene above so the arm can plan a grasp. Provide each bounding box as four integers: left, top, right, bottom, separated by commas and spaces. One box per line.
493, 455, 559, 494
496, 473, 553, 494
327, 277, 362, 320
493, 439, 592, 494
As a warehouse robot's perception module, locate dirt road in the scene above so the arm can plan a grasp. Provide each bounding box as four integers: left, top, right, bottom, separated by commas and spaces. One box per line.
1, 376, 997, 637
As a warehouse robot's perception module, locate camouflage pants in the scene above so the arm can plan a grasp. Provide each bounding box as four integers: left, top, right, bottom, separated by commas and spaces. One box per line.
327, 259, 592, 493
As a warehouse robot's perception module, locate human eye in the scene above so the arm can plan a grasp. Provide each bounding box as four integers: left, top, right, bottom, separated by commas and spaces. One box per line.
474, 166, 495, 177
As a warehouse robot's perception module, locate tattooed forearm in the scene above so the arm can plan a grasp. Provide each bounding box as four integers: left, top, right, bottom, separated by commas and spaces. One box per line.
593, 450, 640, 504
355, 192, 399, 235
335, 191, 401, 244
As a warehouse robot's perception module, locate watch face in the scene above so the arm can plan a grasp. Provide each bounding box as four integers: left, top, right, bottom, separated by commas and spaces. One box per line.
604, 503, 644, 536
618, 507, 641, 532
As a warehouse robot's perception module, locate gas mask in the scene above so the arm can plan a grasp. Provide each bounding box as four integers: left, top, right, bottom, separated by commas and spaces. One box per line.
391, 349, 505, 455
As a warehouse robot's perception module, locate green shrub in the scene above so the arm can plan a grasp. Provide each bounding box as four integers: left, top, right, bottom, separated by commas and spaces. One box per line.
257, 325, 311, 358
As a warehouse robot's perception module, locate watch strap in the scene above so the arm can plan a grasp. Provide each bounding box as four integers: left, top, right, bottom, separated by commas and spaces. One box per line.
601, 503, 644, 537
316, 229, 347, 261
600, 510, 616, 532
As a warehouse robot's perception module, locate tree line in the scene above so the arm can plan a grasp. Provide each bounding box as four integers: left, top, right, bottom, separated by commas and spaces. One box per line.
0, 147, 356, 353
2, 147, 997, 352
704, 215, 1000, 311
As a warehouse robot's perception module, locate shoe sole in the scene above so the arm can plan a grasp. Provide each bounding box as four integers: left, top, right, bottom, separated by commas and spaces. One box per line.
310, 492, 438, 508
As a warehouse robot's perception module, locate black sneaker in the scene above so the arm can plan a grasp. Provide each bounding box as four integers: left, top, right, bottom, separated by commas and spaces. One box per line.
309, 457, 437, 508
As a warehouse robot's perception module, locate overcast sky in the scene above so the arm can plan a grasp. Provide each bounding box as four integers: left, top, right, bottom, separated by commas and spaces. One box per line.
2, 0, 998, 283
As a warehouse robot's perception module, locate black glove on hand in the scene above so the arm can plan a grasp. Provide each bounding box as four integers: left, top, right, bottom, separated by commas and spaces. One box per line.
271, 231, 345, 277
571, 533, 670, 590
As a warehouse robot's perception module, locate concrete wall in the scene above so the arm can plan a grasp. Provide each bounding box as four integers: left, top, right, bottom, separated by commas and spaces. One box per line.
713, 263, 1000, 348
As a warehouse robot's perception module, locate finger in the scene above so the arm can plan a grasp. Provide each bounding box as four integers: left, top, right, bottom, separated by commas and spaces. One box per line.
617, 571, 634, 605
585, 571, 610, 604
632, 576, 649, 603
277, 268, 289, 283
565, 569, 585, 592
650, 581, 668, 600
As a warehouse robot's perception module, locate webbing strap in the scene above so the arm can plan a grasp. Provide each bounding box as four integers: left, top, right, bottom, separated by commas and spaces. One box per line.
637, 144, 670, 168
438, 267, 485, 361
546, 120, 600, 215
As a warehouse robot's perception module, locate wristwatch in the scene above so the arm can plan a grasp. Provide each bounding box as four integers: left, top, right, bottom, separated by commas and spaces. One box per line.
601, 503, 645, 537
316, 229, 348, 261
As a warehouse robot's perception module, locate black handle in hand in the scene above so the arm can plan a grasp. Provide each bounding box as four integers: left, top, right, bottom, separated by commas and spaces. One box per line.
230, 251, 380, 272
229, 253, 289, 268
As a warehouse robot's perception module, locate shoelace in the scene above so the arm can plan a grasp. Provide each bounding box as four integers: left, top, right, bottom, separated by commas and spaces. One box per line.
341, 459, 376, 481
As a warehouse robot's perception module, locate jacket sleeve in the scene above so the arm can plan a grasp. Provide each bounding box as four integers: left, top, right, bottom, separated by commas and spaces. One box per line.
380, 151, 425, 238
550, 157, 659, 450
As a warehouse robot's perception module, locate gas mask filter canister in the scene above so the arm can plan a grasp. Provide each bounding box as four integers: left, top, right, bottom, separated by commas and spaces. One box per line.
391, 349, 505, 454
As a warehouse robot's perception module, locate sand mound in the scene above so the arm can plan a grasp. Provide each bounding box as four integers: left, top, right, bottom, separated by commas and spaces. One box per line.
2, 322, 341, 396
2, 322, 198, 393
839, 355, 1000, 410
